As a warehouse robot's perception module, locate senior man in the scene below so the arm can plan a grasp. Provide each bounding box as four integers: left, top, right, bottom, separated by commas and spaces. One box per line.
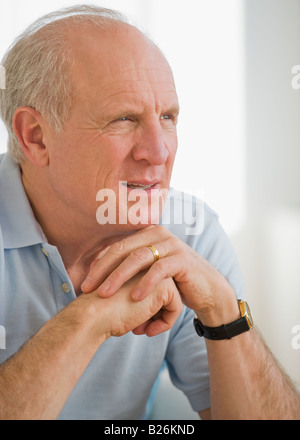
0, 5, 299, 420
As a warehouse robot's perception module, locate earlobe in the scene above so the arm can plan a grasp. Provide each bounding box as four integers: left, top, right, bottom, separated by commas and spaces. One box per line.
13, 107, 49, 167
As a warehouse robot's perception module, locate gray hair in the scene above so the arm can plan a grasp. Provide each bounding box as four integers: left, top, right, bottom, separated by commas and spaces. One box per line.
0, 5, 128, 163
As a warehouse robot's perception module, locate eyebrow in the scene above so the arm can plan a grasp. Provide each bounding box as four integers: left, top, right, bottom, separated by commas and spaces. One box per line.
101, 102, 180, 122
165, 104, 180, 116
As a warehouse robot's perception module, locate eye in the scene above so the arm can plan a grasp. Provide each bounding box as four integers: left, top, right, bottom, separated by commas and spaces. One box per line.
160, 113, 178, 126
109, 116, 132, 127
111, 115, 136, 124
107, 115, 136, 131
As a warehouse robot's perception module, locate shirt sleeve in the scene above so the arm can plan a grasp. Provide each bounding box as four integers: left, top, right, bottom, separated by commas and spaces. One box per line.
166, 306, 211, 412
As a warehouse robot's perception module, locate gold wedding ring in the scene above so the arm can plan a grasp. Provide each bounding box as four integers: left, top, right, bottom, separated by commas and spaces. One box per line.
146, 244, 160, 263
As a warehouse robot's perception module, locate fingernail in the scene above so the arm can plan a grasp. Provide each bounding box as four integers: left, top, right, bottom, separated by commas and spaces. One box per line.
131, 288, 142, 301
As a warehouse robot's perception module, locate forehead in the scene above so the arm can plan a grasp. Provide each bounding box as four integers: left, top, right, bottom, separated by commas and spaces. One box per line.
66, 23, 178, 112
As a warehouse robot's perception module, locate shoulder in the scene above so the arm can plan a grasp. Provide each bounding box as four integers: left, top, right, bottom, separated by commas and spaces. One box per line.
161, 187, 220, 245
161, 188, 244, 299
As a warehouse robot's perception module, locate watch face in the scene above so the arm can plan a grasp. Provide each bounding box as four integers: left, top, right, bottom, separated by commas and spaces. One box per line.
245, 301, 254, 328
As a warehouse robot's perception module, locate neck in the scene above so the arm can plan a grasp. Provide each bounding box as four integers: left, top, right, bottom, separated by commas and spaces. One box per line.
20, 166, 132, 275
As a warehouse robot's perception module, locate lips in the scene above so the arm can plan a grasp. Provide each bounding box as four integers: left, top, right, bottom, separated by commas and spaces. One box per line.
122, 182, 158, 190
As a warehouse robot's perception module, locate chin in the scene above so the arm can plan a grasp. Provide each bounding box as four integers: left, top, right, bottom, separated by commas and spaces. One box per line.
122, 213, 161, 231
95, 184, 167, 230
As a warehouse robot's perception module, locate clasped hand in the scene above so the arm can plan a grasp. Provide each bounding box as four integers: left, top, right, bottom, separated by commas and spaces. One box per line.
81, 225, 237, 336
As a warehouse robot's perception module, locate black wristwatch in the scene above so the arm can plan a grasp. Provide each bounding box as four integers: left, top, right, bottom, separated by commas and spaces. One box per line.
193, 300, 253, 340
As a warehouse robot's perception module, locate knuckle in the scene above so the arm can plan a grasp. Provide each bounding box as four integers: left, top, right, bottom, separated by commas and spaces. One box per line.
138, 224, 155, 233
87, 265, 101, 282
155, 224, 167, 236
143, 271, 157, 289
91, 260, 108, 275
130, 247, 146, 259
142, 261, 166, 290
110, 268, 124, 283
110, 240, 125, 255
130, 247, 150, 264
166, 234, 180, 248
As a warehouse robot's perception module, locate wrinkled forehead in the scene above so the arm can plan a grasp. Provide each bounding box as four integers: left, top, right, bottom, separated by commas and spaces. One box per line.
65, 23, 176, 101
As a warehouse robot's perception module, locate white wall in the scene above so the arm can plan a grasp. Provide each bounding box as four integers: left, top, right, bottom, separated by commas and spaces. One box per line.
232, 0, 300, 386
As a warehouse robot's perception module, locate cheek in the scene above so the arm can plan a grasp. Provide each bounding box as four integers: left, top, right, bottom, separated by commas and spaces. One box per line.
170, 133, 178, 156
46, 137, 96, 202
165, 141, 177, 178
168, 145, 177, 165
96, 136, 133, 177
165, 130, 178, 158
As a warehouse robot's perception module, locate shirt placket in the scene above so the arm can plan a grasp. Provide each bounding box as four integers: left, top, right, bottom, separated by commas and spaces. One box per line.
41, 243, 76, 311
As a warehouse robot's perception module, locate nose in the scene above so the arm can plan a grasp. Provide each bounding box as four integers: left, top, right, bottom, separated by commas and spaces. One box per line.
131, 121, 170, 165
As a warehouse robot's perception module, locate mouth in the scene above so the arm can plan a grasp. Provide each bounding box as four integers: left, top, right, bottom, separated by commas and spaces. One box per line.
122, 182, 159, 191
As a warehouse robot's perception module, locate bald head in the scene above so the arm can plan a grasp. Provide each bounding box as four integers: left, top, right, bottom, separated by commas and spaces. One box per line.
10, 5, 179, 240
63, 21, 174, 111
1, 5, 173, 163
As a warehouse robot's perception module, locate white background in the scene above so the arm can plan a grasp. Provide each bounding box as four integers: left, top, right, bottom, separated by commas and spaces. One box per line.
0, 0, 300, 387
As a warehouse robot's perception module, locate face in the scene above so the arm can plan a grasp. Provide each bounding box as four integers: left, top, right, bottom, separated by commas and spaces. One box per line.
45, 24, 179, 233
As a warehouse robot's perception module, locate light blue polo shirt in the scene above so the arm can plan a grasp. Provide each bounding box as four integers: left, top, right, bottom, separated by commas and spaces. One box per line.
0, 153, 244, 419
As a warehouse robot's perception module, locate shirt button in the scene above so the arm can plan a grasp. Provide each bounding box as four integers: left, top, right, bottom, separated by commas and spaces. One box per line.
61, 282, 71, 293
42, 248, 49, 257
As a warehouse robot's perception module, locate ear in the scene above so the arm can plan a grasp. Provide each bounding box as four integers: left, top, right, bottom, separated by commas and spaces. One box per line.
13, 107, 49, 167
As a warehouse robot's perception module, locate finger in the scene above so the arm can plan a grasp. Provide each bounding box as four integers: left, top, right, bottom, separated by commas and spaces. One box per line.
143, 290, 183, 337
133, 302, 182, 337
81, 225, 168, 292
131, 254, 184, 301
132, 308, 165, 335
81, 243, 126, 293
89, 245, 110, 269
82, 248, 111, 294
132, 319, 152, 335
96, 240, 171, 297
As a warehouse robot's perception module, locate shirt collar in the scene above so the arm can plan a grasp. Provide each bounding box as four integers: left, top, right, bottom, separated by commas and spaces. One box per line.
0, 153, 46, 249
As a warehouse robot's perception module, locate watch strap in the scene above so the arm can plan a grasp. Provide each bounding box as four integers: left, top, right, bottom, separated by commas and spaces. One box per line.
193, 316, 250, 340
